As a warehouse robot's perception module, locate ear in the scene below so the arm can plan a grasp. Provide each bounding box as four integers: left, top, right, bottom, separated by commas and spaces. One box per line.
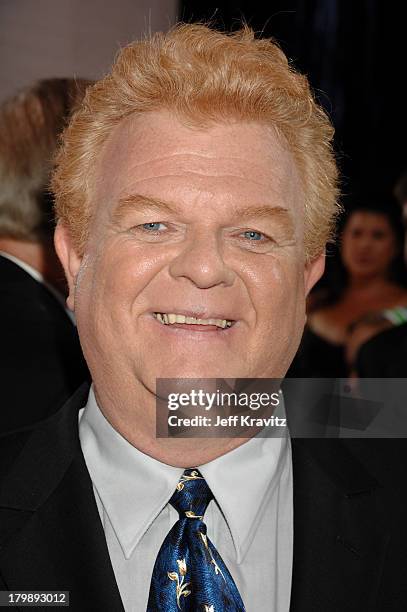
303, 251, 325, 296
54, 222, 82, 312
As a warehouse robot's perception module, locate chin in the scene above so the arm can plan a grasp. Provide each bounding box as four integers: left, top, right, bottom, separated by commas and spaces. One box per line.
154, 365, 240, 380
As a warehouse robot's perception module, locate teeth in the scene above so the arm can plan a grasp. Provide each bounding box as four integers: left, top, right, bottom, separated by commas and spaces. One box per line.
153, 313, 233, 328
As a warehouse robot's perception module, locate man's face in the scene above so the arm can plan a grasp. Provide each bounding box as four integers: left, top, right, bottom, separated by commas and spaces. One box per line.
57, 110, 323, 398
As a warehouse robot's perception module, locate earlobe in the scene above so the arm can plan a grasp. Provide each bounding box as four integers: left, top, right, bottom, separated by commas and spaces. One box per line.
304, 251, 325, 296
54, 223, 82, 311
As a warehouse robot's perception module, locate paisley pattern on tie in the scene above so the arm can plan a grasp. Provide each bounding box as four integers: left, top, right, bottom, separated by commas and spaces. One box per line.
147, 469, 246, 611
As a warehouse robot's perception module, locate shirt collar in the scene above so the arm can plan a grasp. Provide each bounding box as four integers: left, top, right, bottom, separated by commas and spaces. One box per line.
200, 427, 289, 563
79, 386, 290, 563
0, 251, 44, 283
79, 386, 183, 560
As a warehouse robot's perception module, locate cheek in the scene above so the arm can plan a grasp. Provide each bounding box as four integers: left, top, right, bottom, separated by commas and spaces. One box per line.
250, 262, 306, 375
340, 238, 352, 259
250, 256, 306, 330
73, 247, 146, 333
384, 240, 397, 262
90, 241, 166, 309
371, 239, 394, 265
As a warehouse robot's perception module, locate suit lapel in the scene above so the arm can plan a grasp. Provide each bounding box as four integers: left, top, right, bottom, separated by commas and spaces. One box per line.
0, 385, 392, 612
0, 385, 124, 611
290, 439, 390, 612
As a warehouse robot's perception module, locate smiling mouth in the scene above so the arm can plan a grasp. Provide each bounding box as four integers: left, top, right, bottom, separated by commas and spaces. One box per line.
153, 312, 235, 329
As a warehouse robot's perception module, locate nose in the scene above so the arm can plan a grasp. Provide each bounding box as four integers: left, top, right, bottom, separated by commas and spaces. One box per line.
168, 229, 236, 289
358, 234, 374, 251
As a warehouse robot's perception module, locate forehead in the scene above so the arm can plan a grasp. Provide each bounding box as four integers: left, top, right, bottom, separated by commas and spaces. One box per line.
93, 109, 302, 217
346, 211, 392, 230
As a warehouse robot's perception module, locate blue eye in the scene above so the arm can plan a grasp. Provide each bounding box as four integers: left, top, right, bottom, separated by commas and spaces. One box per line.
142, 222, 164, 231
243, 230, 263, 241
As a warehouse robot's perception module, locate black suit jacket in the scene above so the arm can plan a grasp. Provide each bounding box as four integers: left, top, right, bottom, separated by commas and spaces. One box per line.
0, 255, 88, 433
0, 384, 406, 611
356, 324, 407, 377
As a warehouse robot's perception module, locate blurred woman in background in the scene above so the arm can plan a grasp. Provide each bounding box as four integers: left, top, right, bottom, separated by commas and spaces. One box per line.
289, 198, 407, 377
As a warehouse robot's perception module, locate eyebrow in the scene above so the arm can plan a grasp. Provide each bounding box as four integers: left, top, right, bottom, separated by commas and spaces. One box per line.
112, 194, 182, 224
112, 193, 295, 234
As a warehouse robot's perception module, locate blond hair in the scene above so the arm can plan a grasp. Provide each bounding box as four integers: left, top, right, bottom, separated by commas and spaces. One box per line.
53, 23, 340, 260
0, 78, 91, 242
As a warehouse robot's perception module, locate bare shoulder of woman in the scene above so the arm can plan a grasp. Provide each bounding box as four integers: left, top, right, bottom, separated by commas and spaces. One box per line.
396, 286, 407, 304
306, 292, 347, 345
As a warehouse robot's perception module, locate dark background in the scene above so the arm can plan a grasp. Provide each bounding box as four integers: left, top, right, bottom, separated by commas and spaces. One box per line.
180, 1, 407, 207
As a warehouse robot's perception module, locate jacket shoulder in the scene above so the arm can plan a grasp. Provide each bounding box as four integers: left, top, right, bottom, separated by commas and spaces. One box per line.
0, 429, 32, 483
0, 383, 90, 492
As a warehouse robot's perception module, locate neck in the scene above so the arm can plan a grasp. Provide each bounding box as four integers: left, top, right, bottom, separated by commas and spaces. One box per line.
347, 274, 390, 293
92, 381, 250, 467
0, 237, 67, 294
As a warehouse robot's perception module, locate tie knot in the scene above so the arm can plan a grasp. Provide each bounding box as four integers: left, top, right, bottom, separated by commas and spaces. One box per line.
169, 469, 213, 520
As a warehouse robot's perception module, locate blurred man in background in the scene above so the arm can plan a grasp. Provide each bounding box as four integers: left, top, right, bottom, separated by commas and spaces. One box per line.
0, 78, 89, 433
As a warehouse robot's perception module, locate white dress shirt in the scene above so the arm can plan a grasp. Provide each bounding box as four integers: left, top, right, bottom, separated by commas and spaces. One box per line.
79, 387, 293, 611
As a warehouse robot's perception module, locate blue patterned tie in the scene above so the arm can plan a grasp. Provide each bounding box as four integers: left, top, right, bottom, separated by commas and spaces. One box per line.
147, 468, 246, 611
